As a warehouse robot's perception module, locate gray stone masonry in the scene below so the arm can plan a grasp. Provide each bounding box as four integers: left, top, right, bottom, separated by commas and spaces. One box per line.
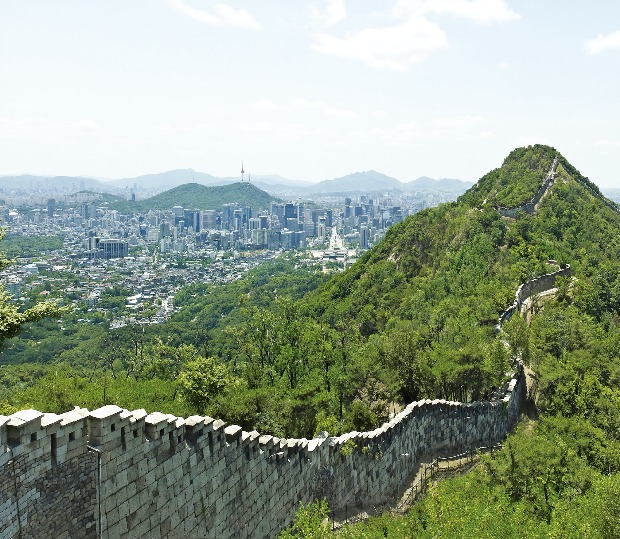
498, 264, 571, 327
0, 407, 97, 539
0, 372, 524, 539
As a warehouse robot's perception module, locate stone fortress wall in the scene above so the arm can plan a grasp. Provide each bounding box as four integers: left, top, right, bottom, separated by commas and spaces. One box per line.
494, 157, 559, 217
498, 263, 572, 327
0, 377, 526, 539
494, 155, 619, 218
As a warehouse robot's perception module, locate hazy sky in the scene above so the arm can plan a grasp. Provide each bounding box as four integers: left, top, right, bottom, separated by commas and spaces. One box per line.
1, 1, 619, 186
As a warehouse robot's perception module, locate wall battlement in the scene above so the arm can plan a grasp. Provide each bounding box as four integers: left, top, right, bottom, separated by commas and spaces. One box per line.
0, 371, 524, 539
494, 157, 559, 217
498, 263, 571, 327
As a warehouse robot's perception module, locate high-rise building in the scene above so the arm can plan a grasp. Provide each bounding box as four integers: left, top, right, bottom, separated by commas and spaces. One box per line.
202, 210, 218, 229
317, 217, 327, 241
80, 202, 96, 220
233, 209, 243, 231
271, 203, 285, 226
326, 209, 333, 228
282, 203, 297, 229
99, 239, 129, 259
184, 209, 201, 233
360, 225, 370, 248
281, 230, 295, 250
160, 222, 171, 238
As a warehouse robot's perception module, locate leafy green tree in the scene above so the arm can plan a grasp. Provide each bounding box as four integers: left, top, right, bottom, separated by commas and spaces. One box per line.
178, 355, 233, 413
0, 230, 65, 348
277, 499, 330, 539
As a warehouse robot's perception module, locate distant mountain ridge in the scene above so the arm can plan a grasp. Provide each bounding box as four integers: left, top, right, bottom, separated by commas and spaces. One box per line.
0, 175, 114, 193
0, 169, 471, 197
110, 169, 234, 190
311, 170, 472, 194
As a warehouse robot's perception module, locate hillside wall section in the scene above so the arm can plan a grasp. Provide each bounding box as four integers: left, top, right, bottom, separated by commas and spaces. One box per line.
0, 376, 524, 539
494, 158, 559, 217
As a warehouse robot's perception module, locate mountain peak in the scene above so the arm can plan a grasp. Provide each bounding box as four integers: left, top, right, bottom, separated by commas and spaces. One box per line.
458, 144, 615, 217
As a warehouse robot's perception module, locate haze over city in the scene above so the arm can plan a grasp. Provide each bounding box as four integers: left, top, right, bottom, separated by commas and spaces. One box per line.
1, 1, 619, 186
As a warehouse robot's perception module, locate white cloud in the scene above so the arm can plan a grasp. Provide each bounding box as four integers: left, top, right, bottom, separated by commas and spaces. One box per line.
497, 60, 509, 70
396, 121, 418, 132
584, 31, 620, 54
349, 127, 389, 140
310, 0, 347, 27
0, 116, 100, 137
310, 0, 518, 69
326, 107, 356, 118
233, 121, 309, 139
348, 121, 420, 147
291, 98, 326, 108
153, 122, 215, 132
312, 16, 447, 70
392, 0, 520, 24
593, 139, 620, 148
432, 114, 485, 127
0, 116, 18, 127
254, 99, 278, 110
290, 98, 355, 118
165, 0, 260, 30
66, 119, 99, 131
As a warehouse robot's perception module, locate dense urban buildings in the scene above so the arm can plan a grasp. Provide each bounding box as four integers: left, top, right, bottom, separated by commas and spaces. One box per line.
0, 185, 458, 327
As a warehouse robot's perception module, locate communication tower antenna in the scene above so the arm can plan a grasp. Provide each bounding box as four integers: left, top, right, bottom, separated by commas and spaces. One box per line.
241, 161, 245, 182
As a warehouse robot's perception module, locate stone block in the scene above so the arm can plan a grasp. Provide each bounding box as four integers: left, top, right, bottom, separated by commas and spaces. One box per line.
224, 425, 242, 444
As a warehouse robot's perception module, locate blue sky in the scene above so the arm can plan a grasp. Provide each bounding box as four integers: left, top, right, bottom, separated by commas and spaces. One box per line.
1, 1, 619, 186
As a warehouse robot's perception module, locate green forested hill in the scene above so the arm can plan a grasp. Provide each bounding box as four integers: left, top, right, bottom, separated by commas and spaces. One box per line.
459, 143, 603, 207
108, 182, 277, 213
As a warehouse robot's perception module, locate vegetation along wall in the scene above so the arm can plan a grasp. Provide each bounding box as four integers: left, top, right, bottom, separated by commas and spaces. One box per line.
0, 265, 576, 539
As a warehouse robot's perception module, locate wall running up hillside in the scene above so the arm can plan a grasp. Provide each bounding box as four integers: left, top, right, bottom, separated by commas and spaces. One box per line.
493, 156, 619, 218
494, 158, 559, 217
0, 266, 575, 539
0, 384, 524, 539
498, 264, 572, 327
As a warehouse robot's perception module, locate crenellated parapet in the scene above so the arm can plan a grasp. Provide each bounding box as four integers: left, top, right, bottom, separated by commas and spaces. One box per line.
493, 157, 559, 217
0, 362, 524, 539
0, 407, 97, 539
498, 263, 571, 328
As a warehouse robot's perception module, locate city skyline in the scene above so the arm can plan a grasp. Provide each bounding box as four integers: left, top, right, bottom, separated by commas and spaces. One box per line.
1, 1, 619, 187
